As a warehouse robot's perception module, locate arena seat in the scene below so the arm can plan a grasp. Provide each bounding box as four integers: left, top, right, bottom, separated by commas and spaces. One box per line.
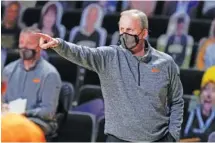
1, 6, 5, 17
189, 43, 199, 68
46, 81, 75, 141
189, 19, 211, 42
148, 15, 169, 38
76, 84, 102, 105
180, 69, 204, 95
61, 10, 81, 32
5, 49, 20, 65
48, 54, 78, 85
96, 116, 106, 142
22, 8, 41, 27
56, 111, 97, 142
84, 70, 100, 85
102, 13, 120, 35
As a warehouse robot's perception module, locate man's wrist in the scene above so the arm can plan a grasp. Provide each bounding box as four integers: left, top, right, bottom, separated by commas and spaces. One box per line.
55, 38, 63, 47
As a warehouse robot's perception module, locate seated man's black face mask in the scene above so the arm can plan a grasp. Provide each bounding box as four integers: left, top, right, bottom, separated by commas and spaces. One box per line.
19, 48, 37, 60
118, 30, 144, 51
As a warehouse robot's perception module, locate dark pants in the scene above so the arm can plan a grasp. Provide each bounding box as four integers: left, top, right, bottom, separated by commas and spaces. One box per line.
28, 117, 57, 136
155, 132, 176, 142
106, 133, 176, 142
106, 134, 128, 142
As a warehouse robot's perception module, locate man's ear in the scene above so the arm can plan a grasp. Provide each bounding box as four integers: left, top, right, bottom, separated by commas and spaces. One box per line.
142, 29, 148, 39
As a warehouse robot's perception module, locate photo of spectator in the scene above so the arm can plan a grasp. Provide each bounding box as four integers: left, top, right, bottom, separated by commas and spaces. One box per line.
1, 1, 22, 49
183, 66, 215, 142
69, 3, 107, 48
196, 19, 215, 70
204, 43, 215, 69
33, 2, 65, 39
157, 12, 194, 68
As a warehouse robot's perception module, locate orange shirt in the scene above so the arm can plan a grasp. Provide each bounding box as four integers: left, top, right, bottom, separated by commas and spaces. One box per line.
1, 113, 46, 142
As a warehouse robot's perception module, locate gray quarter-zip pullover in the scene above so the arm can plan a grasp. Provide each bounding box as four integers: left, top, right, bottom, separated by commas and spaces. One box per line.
3, 58, 62, 120
53, 38, 184, 141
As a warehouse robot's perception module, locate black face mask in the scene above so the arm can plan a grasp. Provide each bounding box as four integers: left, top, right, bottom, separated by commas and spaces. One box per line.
19, 48, 37, 60
118, 31, 143, 50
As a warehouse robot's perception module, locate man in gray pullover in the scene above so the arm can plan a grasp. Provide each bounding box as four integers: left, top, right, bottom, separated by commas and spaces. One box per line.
36, 9, 184, 142
2, 27, 62, 136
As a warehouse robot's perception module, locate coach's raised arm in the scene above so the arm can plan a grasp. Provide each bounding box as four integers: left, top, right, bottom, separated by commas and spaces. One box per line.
35, 32, 113, 73
35, 9, 184, 142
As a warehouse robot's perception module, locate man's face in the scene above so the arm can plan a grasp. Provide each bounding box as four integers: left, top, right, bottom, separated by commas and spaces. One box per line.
176, 22, 185, 35
86, 7, 99, 27
19, 32, 39, 50
43, 8, 57, 29
200, 82, 215, 111
119, 14, 142, 36
5, 3, 20, 23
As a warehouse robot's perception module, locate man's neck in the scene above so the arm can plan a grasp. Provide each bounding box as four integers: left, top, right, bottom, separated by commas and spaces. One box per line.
133, 42, 146, 57
133, 47, 145, 57
23, 60, 37, 71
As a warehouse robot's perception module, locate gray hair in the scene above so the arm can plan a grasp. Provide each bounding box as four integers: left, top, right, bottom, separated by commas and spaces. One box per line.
21, 26, 41, 34
120, 9, 148, 29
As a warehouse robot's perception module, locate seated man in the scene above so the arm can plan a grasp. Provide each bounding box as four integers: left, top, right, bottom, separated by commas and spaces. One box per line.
2, 26, 62, 136
183, 66, 215, 142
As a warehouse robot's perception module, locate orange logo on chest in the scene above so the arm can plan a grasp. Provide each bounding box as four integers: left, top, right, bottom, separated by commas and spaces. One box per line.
151, 68, 160, 73
33, 78, 40, 83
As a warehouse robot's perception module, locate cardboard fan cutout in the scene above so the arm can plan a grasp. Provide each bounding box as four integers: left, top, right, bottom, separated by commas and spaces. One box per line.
196, 19, 215, 70
157, 12, 194, 69
69, 3, 107, 48
33, 2, 66, 39
1, 1, 25, 49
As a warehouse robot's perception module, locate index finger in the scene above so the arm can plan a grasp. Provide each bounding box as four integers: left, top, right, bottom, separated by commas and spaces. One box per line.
33, 32, 51, 41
